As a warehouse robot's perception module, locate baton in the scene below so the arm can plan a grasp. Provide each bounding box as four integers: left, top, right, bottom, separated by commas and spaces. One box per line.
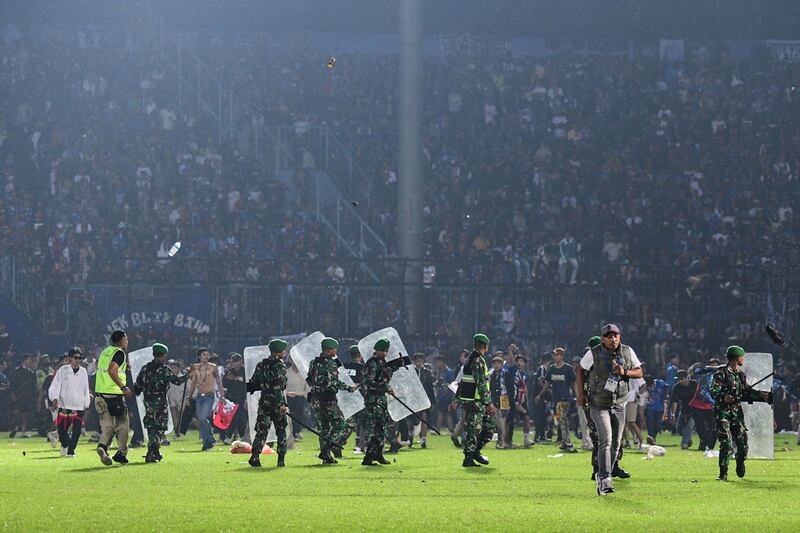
388, 392, 441, 435
285, 411, 341, 448
176, 379, 189, 436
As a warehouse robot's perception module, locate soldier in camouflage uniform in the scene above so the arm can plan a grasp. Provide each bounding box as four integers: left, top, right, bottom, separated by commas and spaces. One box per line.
134, 343, 189, 463
247, 339, 289, 468
360, 338, 394, 466
451, 333, 496, 467
307, 337, 356, 465
711, 345, 772, 481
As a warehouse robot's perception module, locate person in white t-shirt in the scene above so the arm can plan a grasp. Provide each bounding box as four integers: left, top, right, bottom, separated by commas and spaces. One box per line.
48, 348, 91, 457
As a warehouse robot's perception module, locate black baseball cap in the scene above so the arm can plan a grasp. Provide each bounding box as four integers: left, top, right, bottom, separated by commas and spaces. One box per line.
601, 324, 621, 336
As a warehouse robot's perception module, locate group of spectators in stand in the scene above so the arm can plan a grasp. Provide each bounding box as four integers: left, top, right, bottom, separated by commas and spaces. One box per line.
1, 28, 799, 377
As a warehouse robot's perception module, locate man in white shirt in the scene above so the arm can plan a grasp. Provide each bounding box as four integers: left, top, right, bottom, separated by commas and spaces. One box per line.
576, 324, 643, 496
49, 348, 91, 457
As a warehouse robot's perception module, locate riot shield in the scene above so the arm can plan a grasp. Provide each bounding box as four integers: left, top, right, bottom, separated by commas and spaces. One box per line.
243, 345, 276, 443
128, 347, 175, 443
289, 331, 364, 419
741, 352, 774, 460
359, 327, 431, 422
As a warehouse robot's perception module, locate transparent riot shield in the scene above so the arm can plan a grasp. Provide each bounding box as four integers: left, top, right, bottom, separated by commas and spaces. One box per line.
289, 331, 364, 419
359, 327, 431, 422
741, 352, 774, 460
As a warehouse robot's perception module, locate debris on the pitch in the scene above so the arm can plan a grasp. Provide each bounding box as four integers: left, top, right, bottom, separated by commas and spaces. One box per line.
327, 57, 336, 69
691, 480, 698, 483
22, 451, 26, 456
168, 241, 181, 257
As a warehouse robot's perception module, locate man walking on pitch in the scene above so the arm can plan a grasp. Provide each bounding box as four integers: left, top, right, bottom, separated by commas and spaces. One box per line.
307, 337, 355, 464
95, 330, 133, 466
576, 324, 643, 495
134, 343, 189, 463
711, 346, 772, 481
48, 348, 90, 457
452, 333, 496, 467
361, 338, 394, 466
537, 347, 576, 453
247, 339, 290, 468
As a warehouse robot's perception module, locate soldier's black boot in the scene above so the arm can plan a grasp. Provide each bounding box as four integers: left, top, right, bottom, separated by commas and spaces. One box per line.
716, 465, 728, 481
332, 447, 343, 459
611, 466, 630, 479
145, 445, 158, 464
248, 454, 262, 468
376, 450, 391, 465
473, 452, 489, 465
361, 453, 376, 466
591, 469, 597, 481
735, 455, 746, 478
277, 453, 285, 467
388, 441, 401, 454
462, 454, 478, 467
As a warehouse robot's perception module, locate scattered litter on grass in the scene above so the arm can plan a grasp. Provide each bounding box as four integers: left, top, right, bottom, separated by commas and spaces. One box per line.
22, 451, 26, 456
546, 453, 564, 458
691, 480, 698, 483
704, 450, 720, 458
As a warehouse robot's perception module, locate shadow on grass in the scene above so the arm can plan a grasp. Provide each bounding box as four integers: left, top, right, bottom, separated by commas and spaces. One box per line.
67, 463, 151, 473
29, 456, 62, 460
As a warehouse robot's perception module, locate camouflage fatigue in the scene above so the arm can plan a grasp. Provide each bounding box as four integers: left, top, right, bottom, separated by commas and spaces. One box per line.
459, 352, 496, 456
250, 356, 288, 456
711, 365, 767, 469
307, 356, 350, 454
555, 400, 572, 447
362, 357, 392, 457
134, 360, 188, 457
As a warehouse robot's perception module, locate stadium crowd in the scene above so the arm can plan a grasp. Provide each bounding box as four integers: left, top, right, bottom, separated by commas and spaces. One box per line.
1, 28, 800, 434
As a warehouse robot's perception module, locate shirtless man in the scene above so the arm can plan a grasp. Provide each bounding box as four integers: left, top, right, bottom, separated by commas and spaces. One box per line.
186, 348, 224, 451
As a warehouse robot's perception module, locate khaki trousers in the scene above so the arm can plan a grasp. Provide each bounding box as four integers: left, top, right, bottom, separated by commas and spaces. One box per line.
95, 396, 129, 456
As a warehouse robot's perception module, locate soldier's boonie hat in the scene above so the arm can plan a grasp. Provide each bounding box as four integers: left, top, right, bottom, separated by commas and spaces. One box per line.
321, 337, 339, 350
588, 336, 602, 348
473, 333, 490, 346
374, 338, 390, 351
349, 345, 360, 355
269, 339, 288, 353
153, 343, 169, 355
726, 345, 745, 359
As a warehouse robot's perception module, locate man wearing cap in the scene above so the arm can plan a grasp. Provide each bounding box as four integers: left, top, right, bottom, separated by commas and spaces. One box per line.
361, 338, 394, 466
576, 324, 643, 495
48, 348, 91, 457
452, 333, 496, 467
537, 347, 576, 453
711, 346, 772, 481
307, 337, 355, 464
134, 343, 189, 463
247, 339, 290, 468
95, 330, 133, 466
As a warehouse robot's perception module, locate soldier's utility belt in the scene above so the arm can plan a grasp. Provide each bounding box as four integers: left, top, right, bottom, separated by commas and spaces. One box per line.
143, 394, 164, 402
309, 391, 336, 402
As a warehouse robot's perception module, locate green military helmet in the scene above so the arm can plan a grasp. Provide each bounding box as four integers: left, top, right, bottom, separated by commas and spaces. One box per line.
349, 345, 360, 355
269, 338, 288, 353
321, 337, 339, 350
588, 336, 602, 349
373, 338, 390, 351
152, 343, 169, 356
726, 345, 746, 359
473, 333, 490, 346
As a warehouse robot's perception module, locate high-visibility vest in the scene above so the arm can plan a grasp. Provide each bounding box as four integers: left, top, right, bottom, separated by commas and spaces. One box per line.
457, 352, 490, 402
95, 345, 127, 395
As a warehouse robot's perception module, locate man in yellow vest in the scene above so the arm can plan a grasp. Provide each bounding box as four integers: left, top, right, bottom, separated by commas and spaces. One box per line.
94, 330, 132, 466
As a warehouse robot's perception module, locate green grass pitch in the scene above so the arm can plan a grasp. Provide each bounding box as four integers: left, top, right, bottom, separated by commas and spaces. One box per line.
2, 431, 800, 531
